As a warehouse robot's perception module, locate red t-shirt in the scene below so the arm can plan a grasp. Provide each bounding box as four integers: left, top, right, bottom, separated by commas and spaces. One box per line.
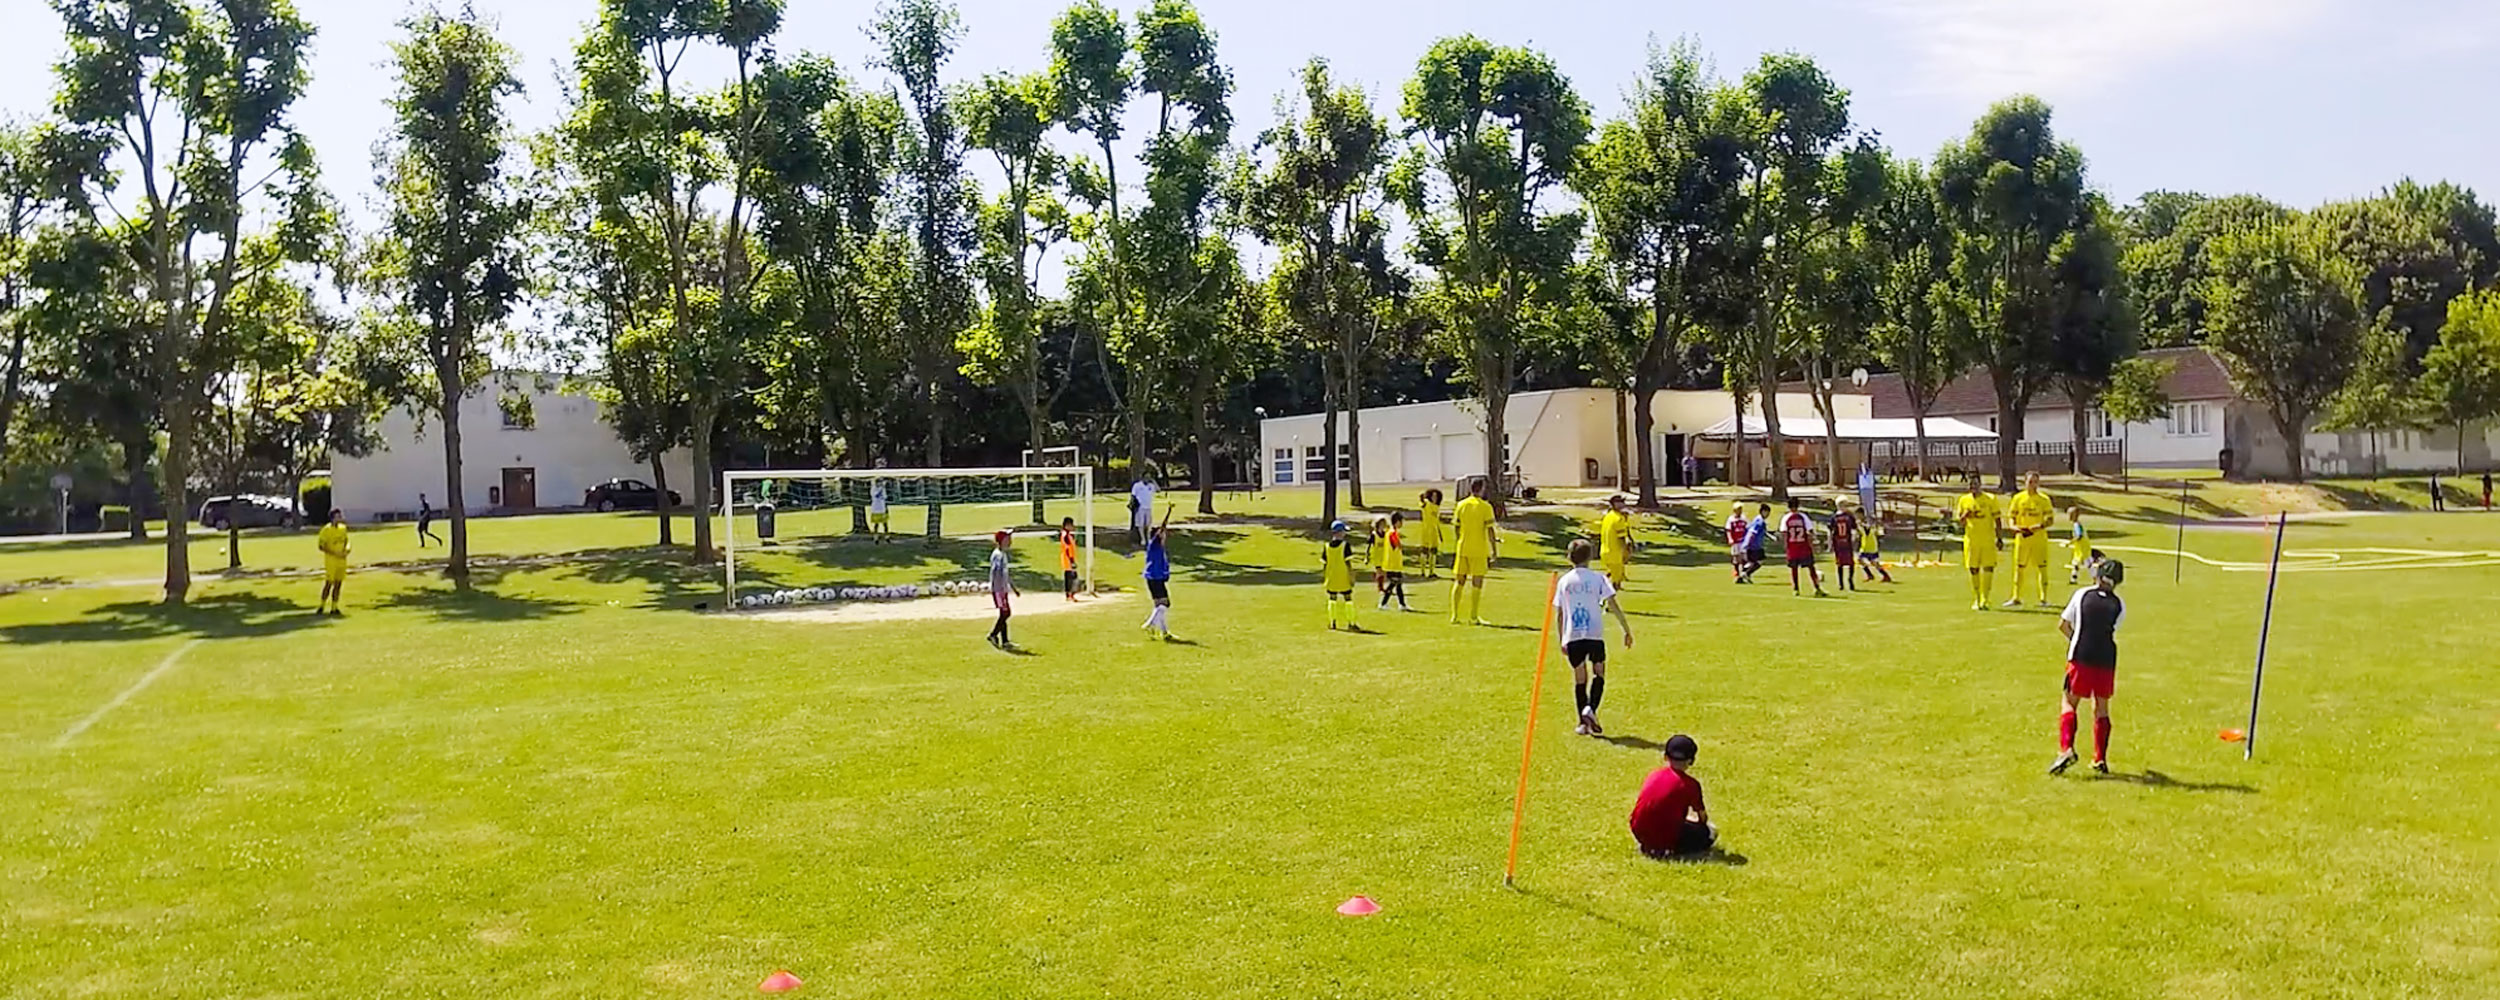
1781, 512, 1815, 559
1725, 516, 1747, 545
1628, 766, 1705, 852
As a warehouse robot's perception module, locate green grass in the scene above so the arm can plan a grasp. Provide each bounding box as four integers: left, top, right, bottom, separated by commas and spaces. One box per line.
5, 480, 2499, 998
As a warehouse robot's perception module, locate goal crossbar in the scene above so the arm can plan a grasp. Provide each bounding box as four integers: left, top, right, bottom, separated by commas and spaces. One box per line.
721, 466, 1096, 607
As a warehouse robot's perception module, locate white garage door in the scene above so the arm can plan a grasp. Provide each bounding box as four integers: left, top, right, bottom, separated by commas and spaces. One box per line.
1399, 436, 1439, 483
1441, 433, 1485, 481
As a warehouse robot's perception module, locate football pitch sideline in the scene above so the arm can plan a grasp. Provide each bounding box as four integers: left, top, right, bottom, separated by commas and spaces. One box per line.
3, 491, 2497, 998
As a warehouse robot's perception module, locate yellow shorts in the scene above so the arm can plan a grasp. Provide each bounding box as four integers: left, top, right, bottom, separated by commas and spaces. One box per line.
869, 513, 890, 529
1452, 553, 1490, 578
324, 559, 348, 584
1962, 541, 1999, 570
1603, 555, 1628, 584
2014, 533, 2051, 568
2070, 544, 2091, 566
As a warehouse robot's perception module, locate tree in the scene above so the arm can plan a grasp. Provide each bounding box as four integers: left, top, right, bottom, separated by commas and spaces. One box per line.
2046, 197, 2135, 477
2318, 323, 2425, 478
375, 5, 530, 590
1247, 57, 1387, 521
875, 0, 977, 470
1933, 96, 2094, 489
1794, 210, 1883, 488
960, 69, 1072, 510
1048, 0, 1144, 473
2311, 182, 2500, 365
50, 0, 326, 603
2202, 218, 2366, 481
2097, 355, 2174, 430
1395, 35, 1588, 513
1572, 40, 1746, 506
0, 121, 57, 471
1866, 155, 1967, 480
2417, 289, 2500, 473
2120, 192, 2290, 347
25, 222, 157, 536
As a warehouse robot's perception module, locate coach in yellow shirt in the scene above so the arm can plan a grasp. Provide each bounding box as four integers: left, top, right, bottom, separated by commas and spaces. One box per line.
316, 509, 351, 616
2006, 472, 2056, 608
1597, 494, 1635, 587
1449, 478, 1499, 625
1953, 475, 2002, 612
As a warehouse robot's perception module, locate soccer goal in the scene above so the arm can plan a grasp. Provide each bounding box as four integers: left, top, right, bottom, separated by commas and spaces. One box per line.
721, 466, 1096, 608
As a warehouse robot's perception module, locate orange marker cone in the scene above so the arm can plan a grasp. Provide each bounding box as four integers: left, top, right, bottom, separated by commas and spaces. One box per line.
1336, 895, 1380, 916
759, 970, 804, 993
2219, 728, 2246, 743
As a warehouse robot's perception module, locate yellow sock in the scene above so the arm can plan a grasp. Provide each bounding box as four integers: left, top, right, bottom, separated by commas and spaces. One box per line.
1983, 569, 1997, 602
1468, 585, 1485, 621
1450, 581, 1464, 621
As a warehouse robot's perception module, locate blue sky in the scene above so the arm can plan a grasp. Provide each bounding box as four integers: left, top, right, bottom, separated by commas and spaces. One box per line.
2, 0, 2495, 226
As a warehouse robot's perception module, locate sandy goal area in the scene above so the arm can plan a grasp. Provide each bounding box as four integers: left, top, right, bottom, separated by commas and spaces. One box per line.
734, 589, 1136, 625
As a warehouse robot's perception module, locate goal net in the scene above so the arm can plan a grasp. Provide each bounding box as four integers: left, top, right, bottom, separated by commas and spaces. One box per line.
721, 466, 1096, 609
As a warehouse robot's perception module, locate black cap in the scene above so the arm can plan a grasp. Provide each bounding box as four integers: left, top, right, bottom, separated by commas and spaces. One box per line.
1664, 734, 1698, 761
2096, 559, 2125, 585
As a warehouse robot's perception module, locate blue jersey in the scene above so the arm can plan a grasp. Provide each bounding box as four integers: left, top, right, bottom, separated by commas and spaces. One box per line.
1744, 516, 1769, 551
1143, 537, 1170, 581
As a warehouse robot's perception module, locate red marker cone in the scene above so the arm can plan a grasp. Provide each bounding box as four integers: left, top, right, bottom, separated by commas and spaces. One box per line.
1336, 895, 1380, 916
759, 970, 804, 993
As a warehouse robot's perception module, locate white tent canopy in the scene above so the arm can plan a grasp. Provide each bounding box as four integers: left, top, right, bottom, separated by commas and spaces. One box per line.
1697, 415, 1997, 441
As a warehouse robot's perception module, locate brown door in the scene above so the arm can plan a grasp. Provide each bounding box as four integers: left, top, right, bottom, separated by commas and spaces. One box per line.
500, 467, 537, 510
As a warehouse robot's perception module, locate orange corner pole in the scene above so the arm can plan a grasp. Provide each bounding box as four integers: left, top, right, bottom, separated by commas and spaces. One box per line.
1503, 571, 1563, 887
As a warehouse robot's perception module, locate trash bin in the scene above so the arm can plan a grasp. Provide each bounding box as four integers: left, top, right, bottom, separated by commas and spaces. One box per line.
756, 499, 777, 542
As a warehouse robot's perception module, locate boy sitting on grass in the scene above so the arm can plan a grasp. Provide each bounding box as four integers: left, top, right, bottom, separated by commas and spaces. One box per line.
1629, 734, 1715, 858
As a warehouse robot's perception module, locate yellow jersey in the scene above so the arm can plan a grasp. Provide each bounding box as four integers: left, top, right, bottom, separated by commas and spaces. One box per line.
1374, 530, 1405, 573
1598, 510, 1633, 562
2007, 489, 2055, 537
2068, 522, 2092, 564
1322, 538, 1355, 591
1414, 501, 1442, 545
1451, 496, 1497, 558
317, 522, 350, 562
1953, 493, 2001, 544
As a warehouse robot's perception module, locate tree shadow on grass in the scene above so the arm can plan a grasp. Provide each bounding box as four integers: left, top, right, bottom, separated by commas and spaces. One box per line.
2094, 768, 2255, 794
0, 591, 329, 644
371, 568, 577, 623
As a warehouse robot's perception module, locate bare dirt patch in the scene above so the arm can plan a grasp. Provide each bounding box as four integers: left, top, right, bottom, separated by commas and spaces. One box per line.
734, 590, 1134, 625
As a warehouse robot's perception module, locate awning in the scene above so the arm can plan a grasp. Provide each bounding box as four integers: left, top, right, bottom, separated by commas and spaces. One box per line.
1696, 415, 1997, 441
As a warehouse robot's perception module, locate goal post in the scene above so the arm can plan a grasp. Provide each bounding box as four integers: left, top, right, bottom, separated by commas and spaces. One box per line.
721, 466, 1096, 608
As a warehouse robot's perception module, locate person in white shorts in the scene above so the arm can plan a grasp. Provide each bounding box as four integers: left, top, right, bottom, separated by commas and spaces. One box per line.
1129, 475, 1158, 545
1555, 538, 1635, 736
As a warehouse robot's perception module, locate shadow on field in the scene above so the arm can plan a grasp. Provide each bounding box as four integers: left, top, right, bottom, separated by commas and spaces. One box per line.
0, 592, 327, 644
1599, 733, 1669, 753
1516, 888, 1664, 939
2097, 769, 2256, 794
1651, 848, 1751, 867
373, 569, 577, 622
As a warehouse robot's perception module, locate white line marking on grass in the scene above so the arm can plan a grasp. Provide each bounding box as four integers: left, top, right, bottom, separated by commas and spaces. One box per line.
2099, 545, 2500, 573
54, 639, 204, 749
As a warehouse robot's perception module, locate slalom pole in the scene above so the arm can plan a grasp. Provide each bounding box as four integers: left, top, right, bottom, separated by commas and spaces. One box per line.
2173, 480, 2190, 583
1502, 572, 1563, 888
2244, 512, 2289, 761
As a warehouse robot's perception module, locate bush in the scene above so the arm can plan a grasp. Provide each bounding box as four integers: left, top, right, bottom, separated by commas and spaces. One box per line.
301, 483, 333, 522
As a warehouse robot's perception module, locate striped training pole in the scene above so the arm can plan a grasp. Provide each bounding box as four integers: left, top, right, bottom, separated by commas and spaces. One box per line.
1503, 572, 1563, 887
2244, 512, 2289, 761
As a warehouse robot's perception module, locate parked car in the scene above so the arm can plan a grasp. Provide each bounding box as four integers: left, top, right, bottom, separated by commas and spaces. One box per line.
198, 494, 300, 530
584, 478, 681, 512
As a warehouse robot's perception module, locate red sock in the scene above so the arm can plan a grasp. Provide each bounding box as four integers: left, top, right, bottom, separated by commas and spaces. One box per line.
2093, 717, 2111, 762
2058, 711, 2078, 753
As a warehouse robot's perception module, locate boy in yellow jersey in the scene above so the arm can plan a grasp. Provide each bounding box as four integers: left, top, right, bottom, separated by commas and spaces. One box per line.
1413, 489, 1444, 578
1953, 474, 2003, 611
1323, 520, 1360, 630
315, 509, 350, 615
1449, 478, 1499, 625
2066, 506, 2101, 584
1597, 494, 1635, 588
2005, 471, 2056, 607
1374, 513, 1411, 611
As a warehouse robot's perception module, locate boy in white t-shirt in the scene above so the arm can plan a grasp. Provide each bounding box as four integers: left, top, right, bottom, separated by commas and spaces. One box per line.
1555, 538, 1636, 736
868, 462, 892, 544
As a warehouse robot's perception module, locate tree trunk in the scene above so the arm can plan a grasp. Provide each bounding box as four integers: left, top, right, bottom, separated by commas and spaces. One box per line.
123, 435, 154, 540
1756, 356, 1790, 500
691, 402, 717, 562
651, 456, 674, 546
1728, 381, 1751, 489
2071, 404, 2091, 478
439, 377, 472, 591
1613, 386, 1631, 493
163, 400, 194, 604
1631, 364, 1663, 508
1192, 386, 1217, 516
1911, 410, 1932, 483
2272, 407, 2307, 482
2458, 421, 2468, 475
1345, 351, 1365, 510
1991, 369, 2023, 491
1810, 366, 1842, 491
1027, 402, 1049, 525
1319, 355, 1341, 525
0, 325, 26, 469
1484, 387, 1511, 517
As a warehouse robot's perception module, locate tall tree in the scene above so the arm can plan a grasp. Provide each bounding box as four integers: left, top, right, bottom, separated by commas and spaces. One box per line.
2119, 192, 2289, 347
1572, 41, 1745, 506
2313, 181, 2499, 365
50, 0, 325, 602
1048, 0, 1142, 473
1794, 209, 1883, 488
2045, 197, 2136, 477
1394, 35, 1588, 513
0, 122, 55, 471
960, 69, 1071, 501
875, 0, 977, 469
1933, 96, 2094, 489
376, 5, 530, 590
2417, 288, 2500, 473
26, 222, 157, 536
2202, 218, 2366, 481
1247, 56, 1387, 521
2318, 322, 2425, 477
1866, 155, 1966, 480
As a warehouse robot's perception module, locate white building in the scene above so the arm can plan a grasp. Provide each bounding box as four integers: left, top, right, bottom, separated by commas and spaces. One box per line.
330, 376, 692, 522
1256, 387, 1866, 490
1864, 346, 2499, 478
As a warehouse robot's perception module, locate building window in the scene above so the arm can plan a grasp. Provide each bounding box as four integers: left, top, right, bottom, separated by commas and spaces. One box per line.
2089, 409, 2117, 440
1272, 447, 1294, 485
2166, 403, 2213, 438
1304, 444, 1352, 482
1502, 434, 1515, 469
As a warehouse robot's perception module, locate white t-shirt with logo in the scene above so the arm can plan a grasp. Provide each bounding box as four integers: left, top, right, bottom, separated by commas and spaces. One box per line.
1131, 480, 1157, 527
870, 480, 889, 514
1552, 567, 1618, 644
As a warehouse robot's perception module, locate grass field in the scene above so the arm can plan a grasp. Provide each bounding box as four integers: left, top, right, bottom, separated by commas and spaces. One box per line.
5, 477, 2498, 998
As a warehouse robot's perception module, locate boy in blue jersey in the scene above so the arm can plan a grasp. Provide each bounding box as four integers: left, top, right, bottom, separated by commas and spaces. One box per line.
1740, 503, 1771, 583
1141, 505, 1175, 640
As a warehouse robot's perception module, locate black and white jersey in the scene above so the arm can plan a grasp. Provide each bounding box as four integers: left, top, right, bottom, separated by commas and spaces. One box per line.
2059, 586, 2124, 669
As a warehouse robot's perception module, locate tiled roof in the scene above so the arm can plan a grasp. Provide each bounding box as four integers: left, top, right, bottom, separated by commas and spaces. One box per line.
1865, 346, 2237, 418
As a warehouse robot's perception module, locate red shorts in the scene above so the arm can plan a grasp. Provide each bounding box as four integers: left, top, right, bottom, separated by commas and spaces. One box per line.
993, 592, 1012, 612
2065, 662, 2115, 699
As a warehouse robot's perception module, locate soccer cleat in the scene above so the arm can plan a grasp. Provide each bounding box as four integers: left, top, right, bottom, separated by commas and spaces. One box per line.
2091, 760, 2109, 774
2001, 598, 2023, 608
2048, 751, 2078, 775
1574, 720, 1591, 736
1814, 589, 1829, 598
1586, 713, 1604, 736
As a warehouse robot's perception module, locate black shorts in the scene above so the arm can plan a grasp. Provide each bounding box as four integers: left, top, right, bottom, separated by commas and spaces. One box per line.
1146, 578, 1170, 602
1643, 821, 1717, 858
1384, 571, 1404, 582
1328, 590, 1353, 600
1786, 554, 1816, 569
1063, 569, 1078, 588
1744, 547, 1765, 565
1564, 638, 1606, 667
